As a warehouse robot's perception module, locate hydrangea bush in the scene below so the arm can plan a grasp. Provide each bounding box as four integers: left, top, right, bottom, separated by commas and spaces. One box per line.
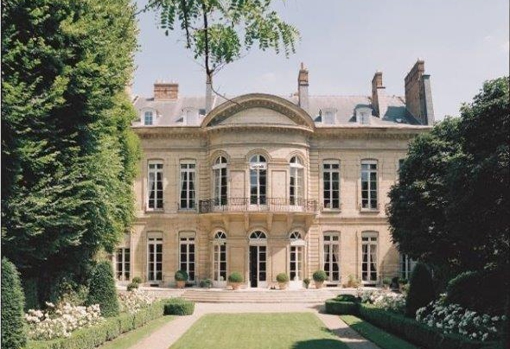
25, 302, 103, 340
359, 290, 406, 314
416, 299, 506, 342
118, 290, 155, 314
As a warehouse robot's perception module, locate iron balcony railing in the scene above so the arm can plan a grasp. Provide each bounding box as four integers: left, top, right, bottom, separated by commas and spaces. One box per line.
199, 197, 318, 214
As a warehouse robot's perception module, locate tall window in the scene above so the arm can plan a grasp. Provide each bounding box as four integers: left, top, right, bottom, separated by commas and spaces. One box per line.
147, 161, 163, 210
147, 235, 162, 281
361, 232, 378, 283
249, 231, 267, 284
116, 248, 130, 281
323, 160, 340, 209
180, 161, 196, 209
213, 157, 228, 205
400, 254, 415, 280
323, 232, 340, 282
397, 159, 405, 180
213, 232, 227, 282
289, 156, 304, 205
289, 232, 304, 281
144, 111, 153, 125
180, 232, 195, 281
361, 160, 378, 209
250, 155, 267, 205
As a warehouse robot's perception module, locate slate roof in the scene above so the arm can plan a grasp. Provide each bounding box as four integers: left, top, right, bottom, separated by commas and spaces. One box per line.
132, 93, 421, 127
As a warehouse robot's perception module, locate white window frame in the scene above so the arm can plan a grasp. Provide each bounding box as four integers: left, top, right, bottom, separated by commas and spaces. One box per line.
323, 160, 340, 210
147, 160, 163, 210
323, 232, 340, 282
249, 231, 267, 286
361, 160, 378, 210
147, 234, 163, 282
289, 156, 304, 206
361, 232, 378, 284
179, 232, 196, 281
180, 160, 196, 210
249, 155, 267, 205
213, 231, 227, 282
144, 110, 154, 125
213, 157, 228, 206
289, 232, 305, 281
400, 254, 415, 280
115, 248, 130, 281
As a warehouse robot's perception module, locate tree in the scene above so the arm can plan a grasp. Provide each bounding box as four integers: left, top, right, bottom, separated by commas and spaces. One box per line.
405, 262, 435, 318
1, 0, 139, 301
144, 0, 300, 93
87, 261, 119, 317
388, 77, 509, 283
1, 258, 27, 349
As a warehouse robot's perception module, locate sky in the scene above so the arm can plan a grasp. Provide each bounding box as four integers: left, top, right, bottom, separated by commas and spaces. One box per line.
133, 0, 509, 120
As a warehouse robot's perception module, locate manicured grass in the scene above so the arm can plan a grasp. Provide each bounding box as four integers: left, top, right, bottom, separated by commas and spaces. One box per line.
98, 315, 174, 349
340, 315, 418, 349
170, 313, 350, 349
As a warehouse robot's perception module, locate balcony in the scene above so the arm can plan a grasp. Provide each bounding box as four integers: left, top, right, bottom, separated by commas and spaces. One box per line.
199, 197, 318, 214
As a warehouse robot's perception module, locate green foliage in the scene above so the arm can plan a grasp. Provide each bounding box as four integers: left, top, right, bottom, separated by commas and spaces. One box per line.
276, 273, 289, 283
303, 278, 311, 288
144, 0, 300, 91
228, 272, 243, 283
174, 270, 189, 282
325, 299, 359, 315
126, 283, 139, 292
163, 298, 195, 316
336, 294, 359, 303
87, 261, 119, 317
358, 304, 496, 349
445, 270, 506, 315
25, 300, 166, 349
1, 0, 140, 300
1, 258, 27, 349
406, 263, 435, 318
199, 279, 212, 288
345, 274, 361, 288
312, 270, 327, 282
131, 277, 143, 284
23, 278, 40, 311
383, 277, 392, 286
388, 77, 509, 286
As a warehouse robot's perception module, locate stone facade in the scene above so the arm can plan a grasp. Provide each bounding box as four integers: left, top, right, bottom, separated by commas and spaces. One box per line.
115, 62, 433, 289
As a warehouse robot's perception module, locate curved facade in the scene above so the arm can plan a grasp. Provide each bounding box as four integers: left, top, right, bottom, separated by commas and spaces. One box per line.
117, 62, 433, 288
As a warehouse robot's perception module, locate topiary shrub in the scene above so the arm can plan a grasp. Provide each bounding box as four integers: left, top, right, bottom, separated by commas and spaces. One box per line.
228, 272, 243, 283
303, 278, 311, 288
131, 276, 143, 284
1, 258, 27, 349
336, 294, 359, 303
127, 282, 139, 291
163, 298, 195, 315
312, 270, 327, 282
405, 262, 435, 318
276, 273, 289, 283
325, 299, 358, 315
87, 261, 119, 317
174, 270, 189, 282
199, 279, 212, 288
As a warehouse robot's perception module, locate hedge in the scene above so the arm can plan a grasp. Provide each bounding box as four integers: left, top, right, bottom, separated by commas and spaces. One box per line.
1, 258, 27, 349
325, 299, 358, 315
405, 262, 435, 318
358, 303, 497, 349
87, 261, 119, 317
163, 298, 195, 316
25, 300, 167, 349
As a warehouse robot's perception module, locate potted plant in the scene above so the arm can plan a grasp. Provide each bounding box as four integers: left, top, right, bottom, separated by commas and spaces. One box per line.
399, 278, 408, 292
199, 279, 212, 288
175, 270, 188, 289
228, 272, 243, 290
345, 274, 361, 288
382, 277, 391, 289
276, 273, 289, 290
303, 278, 311, 289
312, 270, 327, 289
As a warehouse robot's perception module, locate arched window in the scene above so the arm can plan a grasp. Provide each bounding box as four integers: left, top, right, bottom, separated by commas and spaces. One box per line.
290, 231, 302, 240
213, 232, 227, 282
213, 157, 228, 205
250, 231, 267, 241
250, 155, 267, 205
249, 231, 267, 286
289, 156, 304, 205
289, 231, 304, 281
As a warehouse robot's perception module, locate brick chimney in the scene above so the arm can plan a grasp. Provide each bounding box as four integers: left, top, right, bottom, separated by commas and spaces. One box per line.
404, 60, 434, 125
154, 81, 178, 100
371, 71, 387, 118
298, 63, 309, 112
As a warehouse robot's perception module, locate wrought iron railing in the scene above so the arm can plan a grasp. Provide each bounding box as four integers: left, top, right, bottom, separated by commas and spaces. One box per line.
199, 197, 318, 214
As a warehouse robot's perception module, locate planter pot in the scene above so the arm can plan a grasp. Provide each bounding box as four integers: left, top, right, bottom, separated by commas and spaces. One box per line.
230, 282, 241, 290
314, 281, 324, 289
176, 280, 186, 289
278, 282, 288, 290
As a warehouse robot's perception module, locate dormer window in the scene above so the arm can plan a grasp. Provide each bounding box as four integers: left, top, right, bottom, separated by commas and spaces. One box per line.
323, 108, 337, 125
355, 107, 372, 125
144, 111, 154, 125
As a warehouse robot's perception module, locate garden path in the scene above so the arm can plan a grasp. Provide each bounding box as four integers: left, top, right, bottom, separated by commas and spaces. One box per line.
127, 302, 380, 349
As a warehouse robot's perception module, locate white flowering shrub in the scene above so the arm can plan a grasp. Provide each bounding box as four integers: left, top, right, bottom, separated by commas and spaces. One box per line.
359, 290, 406, 314
416, 300, 506, 342
118, 289, 155, 314
25, 302, 103, 340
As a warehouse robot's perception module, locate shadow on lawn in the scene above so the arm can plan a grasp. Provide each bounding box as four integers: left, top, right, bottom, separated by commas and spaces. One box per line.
291, 339, 345, 349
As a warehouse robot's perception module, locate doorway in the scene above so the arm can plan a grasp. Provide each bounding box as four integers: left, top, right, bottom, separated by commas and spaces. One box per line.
249, 245, 266, 287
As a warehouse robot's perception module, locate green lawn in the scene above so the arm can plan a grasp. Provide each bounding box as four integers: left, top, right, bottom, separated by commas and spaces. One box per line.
170, 313, 349, 349
98, 315, 175, 349
340, 315, 418, 349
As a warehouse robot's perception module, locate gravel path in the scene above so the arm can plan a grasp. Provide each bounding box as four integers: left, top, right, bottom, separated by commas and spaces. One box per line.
128, 302, 380, 349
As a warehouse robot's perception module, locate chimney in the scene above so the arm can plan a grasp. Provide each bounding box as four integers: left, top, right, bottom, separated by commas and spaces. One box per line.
154, 81, 178, 100
205, 75, 212, 114
371, 71, 387, 117
404, 60, 434, 125
298, 63, 309, 112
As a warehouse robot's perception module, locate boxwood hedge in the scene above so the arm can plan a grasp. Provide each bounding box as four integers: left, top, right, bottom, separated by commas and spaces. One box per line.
325, 299, 358, 315
163, 298, 195, 316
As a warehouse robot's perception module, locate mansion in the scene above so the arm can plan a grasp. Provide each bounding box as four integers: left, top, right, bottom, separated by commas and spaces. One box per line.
115, 60, 433, 288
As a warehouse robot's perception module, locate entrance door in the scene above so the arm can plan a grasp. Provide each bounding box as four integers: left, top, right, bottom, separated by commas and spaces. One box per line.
249, 245, 266, 287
